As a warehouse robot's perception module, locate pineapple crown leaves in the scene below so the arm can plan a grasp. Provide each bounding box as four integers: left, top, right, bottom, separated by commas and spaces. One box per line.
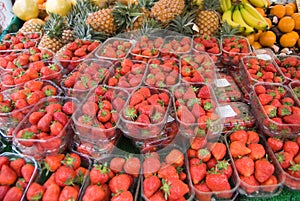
218, 21, 241, 37
201, 0, 220, 10
138, 0, 159, 10
136, 18, 163, 37
44, 13, 66, 38
112, 2, 145, 32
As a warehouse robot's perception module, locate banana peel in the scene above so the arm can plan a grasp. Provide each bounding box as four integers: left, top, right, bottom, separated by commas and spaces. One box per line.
13, 0, 39, 21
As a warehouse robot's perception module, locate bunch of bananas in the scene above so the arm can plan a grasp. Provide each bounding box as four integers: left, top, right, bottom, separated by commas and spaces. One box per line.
221, 0, 270, 35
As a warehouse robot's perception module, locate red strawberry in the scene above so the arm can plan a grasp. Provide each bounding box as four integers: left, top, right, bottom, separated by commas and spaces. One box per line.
276, 151, 294, 169
258, 94, 273, 105
235, 156, 255, 177
189, 163, 206, 184
254, 159, 275, 183
197, 85, 210, 99
143, 175, 162, 198
229, 141, 251, 158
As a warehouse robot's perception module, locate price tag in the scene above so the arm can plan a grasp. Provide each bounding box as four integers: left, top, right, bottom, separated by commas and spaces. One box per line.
167, 115, 175, 123
257, 54, 272, 61
216, 105, 237, 118
215, 79, 231, 88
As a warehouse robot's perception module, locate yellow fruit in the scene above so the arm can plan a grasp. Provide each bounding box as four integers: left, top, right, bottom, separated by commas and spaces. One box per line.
259, 31, 276, 47
13, 0, 39, 21
280, 31, 299, 47
278, 16, 295, 33
246, 34, 255, 44
252, 41, 262, 49
292, 13, 300, 30
46, 0, 72, 16
286, 3, 296, 15
270, 4, 286, 19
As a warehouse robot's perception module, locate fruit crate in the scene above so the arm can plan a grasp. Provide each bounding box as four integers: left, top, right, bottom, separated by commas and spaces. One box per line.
219, 102, 256, 133
119, 86, 171, 140
225, 130, 284, 198
172, 83, 223, 138
95, 37, 133, 60
160, 35, 192, 58
144, 58, 180, 89
55, 39, 101, 74
266, 136, 300, 190
24, 152, 91, 201
187, 135, 240, 201
12, 96, 79, 160
289, 80, 300, 101
60, 59, 112, 101
250, 83, 300, 137
192, 35, 222, 63
238, 56, 286, 94
141, 144, 195, 201
0, 152, 40, 201
104, 59, 148, 93
0, 80, 62, 142
72, 85, 129, 143
79, 154, 141, 201
180, 53, 216, 84
214, 72, 243, 103
221, 35, 252, 67
275, 55, 300, 83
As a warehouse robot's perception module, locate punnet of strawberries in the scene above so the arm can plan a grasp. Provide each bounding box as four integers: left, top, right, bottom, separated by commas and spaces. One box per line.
0, 61, 62, 89
26, 153, 90, 201
192, 35, 221, 62
289, 81, 300, 101
56, 39, 100, 73
144, 58, 180, 89
0, 47, 54, 72
267, 136, 300, 190
221, 35, 252, 66
72, 85, 129, 142
12, 97, 78, 159
81, 154, 141, 201
187, 135, 238, 200
180, 54, 216, 84
105, 58, 147, 92
173, 83, 221, 136
0, 152, 38, 201
160, 36, 191, 58
226, 129, 283, 196
251, 83, 300, 137
96, 38, 132, 60
120, 86, 171, 140
275, 55, 300, 82
142, 147, 192, 200
61, 59, 112, 100
0, 80, 62, 138
240, 56, 285, 92
0, 32, 39, 53
130, 35, 163, 59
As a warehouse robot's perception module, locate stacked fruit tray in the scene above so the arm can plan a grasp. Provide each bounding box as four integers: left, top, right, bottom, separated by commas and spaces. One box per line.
1, 29, 300, 201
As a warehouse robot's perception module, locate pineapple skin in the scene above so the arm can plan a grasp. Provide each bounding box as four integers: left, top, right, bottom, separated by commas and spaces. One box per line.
150, 0, 185, 24
196, 10, 220, 36
39, 35, 63, 53
86, 8, 117, 35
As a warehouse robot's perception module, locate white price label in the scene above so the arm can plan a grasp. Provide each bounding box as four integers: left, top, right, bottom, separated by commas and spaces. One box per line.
217, 105, 237, 118
257, 54, 272, 61
215, 79, 231, 88
167, 115, 175, 123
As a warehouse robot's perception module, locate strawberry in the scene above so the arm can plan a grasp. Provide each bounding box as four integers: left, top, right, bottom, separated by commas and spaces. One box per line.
205, 172, 231, 192
143, 175, 162, 198
210, 142, 226, 160
197, 85, 210, 99
0, 164, 17, 185
229, 130, 248, 144
283, 114, 300, 124
109, 174, 132, 194
254, 159, 275, 183
258, 94, 273, 106
248, 143, 266, 160
26, 182, 45, 201
229, 141, 251, 158
189, 163, 207, 185
267, 137, 283, 152
240, 175, 259, 194
283, 140, 299, 157
276, 151, 294, 169
161, 178, 189, 200
235, 156, 255, 177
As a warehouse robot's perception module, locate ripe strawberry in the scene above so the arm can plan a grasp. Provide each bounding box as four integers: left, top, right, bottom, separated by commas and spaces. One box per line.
258, 94, 273, 105
143, 175, 162, 198
109, 174, 132, 194
254, 159, 275, 183
189, 162, 206, 184
248, 143, 266, 160
235, 156, 255, 177
229, 141, 251, 158
276, 151, 294, 169
267, 137, 283, 152
283, 140, 299, 157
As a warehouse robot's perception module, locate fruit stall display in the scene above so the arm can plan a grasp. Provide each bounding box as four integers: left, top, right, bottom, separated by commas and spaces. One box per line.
1, 0, 300, 200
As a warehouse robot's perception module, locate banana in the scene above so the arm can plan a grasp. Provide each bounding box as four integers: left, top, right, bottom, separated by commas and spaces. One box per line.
220, 0, 231, 12
222, 6, 245, 32
224, 0, 232, 11
239, 6, 269, 30
242, 2, 270, 29
232, 5, 255, 34
248, 0, 266, 8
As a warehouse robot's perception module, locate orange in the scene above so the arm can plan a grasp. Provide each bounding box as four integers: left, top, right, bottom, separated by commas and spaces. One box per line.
264, 17, 272, 29
254, 30, 263, 41
270, 5, 286, 19
285, 4, 295, 16
246, 34, 255, 45
278, 16, 295, 33
256, 8, 266, 17
259, 31, 276, 47
252, 41, 262, 50
280, 31, 299, 47
292, 13, 300, 30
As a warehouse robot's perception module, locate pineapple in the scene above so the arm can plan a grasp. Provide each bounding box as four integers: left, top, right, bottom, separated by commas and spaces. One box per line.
86, 8, 117, 35
38, 13, 64, 53
150, 0, 185, 24
19, 18, 45, 33
195, 0, 220, 36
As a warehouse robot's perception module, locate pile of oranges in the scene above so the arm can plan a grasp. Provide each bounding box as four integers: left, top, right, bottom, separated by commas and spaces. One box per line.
247, 2, 300, 50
